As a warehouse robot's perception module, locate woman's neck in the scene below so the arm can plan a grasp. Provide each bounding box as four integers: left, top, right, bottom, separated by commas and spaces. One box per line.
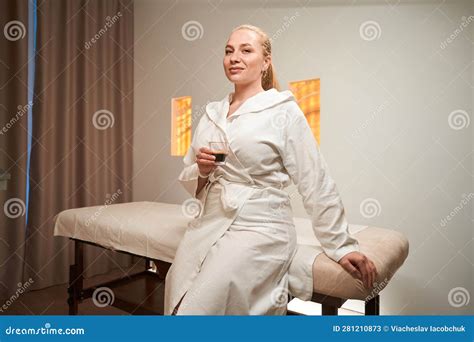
231, 82, 265, 105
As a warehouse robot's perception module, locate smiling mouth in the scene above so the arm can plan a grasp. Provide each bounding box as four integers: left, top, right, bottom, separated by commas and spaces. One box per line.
229, 68, 244, 73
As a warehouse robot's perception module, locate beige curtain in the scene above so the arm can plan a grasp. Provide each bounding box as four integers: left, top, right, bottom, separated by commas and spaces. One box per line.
0, 0, 29, 301
24, 0, 138, 291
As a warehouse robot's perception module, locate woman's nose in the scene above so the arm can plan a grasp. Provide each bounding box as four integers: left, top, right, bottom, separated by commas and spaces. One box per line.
230, 52, 241, 63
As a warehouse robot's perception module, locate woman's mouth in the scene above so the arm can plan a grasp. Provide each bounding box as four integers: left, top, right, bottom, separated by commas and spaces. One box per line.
229, 67, 244, 74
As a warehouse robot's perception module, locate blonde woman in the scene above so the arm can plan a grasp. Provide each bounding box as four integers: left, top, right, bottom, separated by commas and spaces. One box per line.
164, 24, 377, 315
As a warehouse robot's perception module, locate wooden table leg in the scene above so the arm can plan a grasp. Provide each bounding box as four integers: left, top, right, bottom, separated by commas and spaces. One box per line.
321, 304, 338, 315
365, 295, 380, 315
67, 240, 84, 315
312, 292, 344, 316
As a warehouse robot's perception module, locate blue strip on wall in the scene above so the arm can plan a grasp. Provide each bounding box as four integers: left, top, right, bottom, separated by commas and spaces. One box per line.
25, 0, 37, 226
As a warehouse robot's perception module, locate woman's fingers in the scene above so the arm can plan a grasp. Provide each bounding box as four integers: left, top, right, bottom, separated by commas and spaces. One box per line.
199, 146, 214, 154
364, 259, 376, 288
365, 260, 372, 289
196, 146, 218, 178
197, 147, 216, 164
365, 260, 377, 288
341, 259, 362, 281
368, 261, 375, 288
340, 253, 379, 288
360, 260, 369, 289
197, 158, 215, 166
197, 154, 215, 162
371, 261, 378, 286
357, 258, 372, 289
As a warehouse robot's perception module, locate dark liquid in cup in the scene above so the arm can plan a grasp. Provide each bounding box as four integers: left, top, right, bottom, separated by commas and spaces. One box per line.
212, 152, 227, 163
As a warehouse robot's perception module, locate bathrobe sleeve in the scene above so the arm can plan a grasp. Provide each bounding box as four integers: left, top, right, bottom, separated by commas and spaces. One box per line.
178, 118, 205, 198
280, 102, 360, 263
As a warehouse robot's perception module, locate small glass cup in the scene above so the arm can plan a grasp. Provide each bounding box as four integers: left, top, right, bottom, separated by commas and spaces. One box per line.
209, 141, 229, 166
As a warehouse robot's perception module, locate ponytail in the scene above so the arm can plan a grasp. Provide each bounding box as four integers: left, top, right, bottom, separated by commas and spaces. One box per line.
262, 62, 280, 91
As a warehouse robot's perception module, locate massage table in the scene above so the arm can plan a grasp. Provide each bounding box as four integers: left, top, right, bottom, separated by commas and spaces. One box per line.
53, 201, 409, 315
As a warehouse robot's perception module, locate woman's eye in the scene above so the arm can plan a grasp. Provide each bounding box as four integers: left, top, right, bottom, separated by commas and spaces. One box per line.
243, 49, 251, 53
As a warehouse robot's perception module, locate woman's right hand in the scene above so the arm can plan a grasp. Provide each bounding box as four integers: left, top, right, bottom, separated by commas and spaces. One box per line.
196, 147, 217, 177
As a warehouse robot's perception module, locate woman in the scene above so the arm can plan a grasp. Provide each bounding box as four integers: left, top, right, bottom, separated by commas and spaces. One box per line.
164, 24, 378, 315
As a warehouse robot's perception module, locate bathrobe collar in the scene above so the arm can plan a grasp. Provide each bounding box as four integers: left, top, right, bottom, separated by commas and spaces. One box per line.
205, 88, 296, 130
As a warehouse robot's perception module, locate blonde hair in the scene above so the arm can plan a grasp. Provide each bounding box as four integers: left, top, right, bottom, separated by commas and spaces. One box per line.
231, 24, 280, 91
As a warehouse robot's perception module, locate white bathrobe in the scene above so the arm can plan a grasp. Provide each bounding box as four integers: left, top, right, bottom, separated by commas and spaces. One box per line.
164, 88, 360, 315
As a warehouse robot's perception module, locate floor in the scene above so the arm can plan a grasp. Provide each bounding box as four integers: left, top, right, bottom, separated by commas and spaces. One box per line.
0, 265, 144, 315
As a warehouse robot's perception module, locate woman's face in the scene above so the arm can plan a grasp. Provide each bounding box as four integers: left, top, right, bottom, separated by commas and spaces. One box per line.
223, 29, 270, 87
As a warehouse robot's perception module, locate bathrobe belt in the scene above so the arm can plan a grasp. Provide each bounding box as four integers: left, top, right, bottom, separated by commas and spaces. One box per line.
197, 172, 283, 217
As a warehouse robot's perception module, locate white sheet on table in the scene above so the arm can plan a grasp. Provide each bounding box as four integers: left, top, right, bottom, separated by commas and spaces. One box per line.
53, 201, 190, 263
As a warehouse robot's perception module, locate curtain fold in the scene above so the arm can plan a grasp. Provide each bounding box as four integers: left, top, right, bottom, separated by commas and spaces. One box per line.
24, 0, 137, 291
0, 0, 30, 301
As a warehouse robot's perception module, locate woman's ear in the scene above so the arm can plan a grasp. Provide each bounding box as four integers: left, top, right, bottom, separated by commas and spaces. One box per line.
264, 56, 272, 71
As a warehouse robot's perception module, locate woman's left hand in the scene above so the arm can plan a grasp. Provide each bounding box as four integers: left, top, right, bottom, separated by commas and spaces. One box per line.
338, 252, 378, 289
